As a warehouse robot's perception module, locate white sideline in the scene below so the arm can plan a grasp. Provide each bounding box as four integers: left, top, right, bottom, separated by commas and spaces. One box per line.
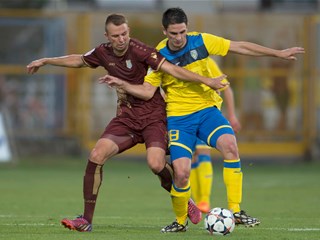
0, 222, 319, 232
1, 215, 319, 232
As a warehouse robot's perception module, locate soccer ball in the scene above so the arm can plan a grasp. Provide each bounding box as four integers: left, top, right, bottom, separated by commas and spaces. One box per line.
204, 207, 235, 236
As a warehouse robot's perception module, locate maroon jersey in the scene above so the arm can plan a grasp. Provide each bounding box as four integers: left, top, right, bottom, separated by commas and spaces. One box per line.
82, 38, 166, 123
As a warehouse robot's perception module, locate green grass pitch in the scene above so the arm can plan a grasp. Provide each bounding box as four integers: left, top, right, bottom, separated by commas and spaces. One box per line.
0, 156, 319, 240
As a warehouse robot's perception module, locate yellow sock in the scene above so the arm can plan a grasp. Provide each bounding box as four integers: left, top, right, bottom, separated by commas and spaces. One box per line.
171, 181, 191, 225
190, 162, 200, 204
223, 159, 242, 213
198, 155, 213, 204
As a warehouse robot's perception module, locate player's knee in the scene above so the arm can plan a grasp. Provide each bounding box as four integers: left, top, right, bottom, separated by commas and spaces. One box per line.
149, 162, 164, 174
226, 141, 239, 158
89, 148, 106, 165
218, 136, 239, 159
173, 170, 190, 188
147, 156, 167, 173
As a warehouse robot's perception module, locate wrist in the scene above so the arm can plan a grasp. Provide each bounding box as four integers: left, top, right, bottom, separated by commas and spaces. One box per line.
201, 77, 210, 85
42, 58, 49, 65
119, 80, 128, 90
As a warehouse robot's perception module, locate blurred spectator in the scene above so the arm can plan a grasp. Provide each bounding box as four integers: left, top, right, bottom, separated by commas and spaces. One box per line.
270, 55, 292, 130
0, 0, 48, 9
0, 76, 20, 129
242, 58, 263, 130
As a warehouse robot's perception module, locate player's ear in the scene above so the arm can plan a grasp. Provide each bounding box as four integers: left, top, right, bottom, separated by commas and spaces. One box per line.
162, 27, 167, 36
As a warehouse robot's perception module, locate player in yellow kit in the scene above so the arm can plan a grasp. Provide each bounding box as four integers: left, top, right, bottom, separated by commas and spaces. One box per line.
190, 59, 242, 214
100, 7, 304, 233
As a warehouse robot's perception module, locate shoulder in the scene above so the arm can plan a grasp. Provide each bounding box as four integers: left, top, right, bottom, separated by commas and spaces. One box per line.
96, 43, 110, 50
130, 38, 155, 52
187, 31, 204, 40
200, 33, 229, 44
85, 43, 111, 55
185, 32, 207, 50
198, 33, 230, 54
187, 32, 223, 43
156, 39, 168, 51
186, 32, 208, 47
188, 31, 202, 37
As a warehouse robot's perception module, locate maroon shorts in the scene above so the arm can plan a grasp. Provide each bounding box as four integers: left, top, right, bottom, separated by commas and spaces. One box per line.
100, 117, 168, 154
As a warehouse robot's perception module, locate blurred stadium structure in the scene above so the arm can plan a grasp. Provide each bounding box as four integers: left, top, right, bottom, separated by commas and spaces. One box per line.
0, 0, 319, 161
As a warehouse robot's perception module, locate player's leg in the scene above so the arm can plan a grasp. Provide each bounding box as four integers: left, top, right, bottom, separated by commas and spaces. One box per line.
190, 155, 200, 204
199, 107, 260, 227
172, 155, 192, 222
144, 120, 193, 230
216, 134, 260, 226
161, 116, 201, 233
146, 146, 173, 192
82, 138, 119, 223
194, 146, 212, 213
161, 155, 192, 233
61, 119, 138, 232
215, 134, 242, 213
198, 107, 240, 211
143, 120, 173, 192
61, 137, 119, 232
190, 139, 205, 205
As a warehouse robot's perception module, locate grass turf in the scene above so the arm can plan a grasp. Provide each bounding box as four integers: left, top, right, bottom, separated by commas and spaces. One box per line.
0, 156, 319, 240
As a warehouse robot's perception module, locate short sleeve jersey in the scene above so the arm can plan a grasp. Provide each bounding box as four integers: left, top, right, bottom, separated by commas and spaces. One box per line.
82, 38, 166, 121
144, 32, 230, 117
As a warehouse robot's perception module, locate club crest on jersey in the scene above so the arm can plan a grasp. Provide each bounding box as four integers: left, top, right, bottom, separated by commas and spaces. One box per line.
190, 50, 198, 60
126, 60, 132, 69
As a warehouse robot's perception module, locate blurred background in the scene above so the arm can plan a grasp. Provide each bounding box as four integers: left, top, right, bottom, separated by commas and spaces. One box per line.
0, 0, 319, 163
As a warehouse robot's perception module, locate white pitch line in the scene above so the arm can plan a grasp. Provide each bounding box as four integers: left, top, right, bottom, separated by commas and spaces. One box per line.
233, 227, 320, 232
0, 223, 56, 226
0, 222, 319, 232
1, 215, 320, 232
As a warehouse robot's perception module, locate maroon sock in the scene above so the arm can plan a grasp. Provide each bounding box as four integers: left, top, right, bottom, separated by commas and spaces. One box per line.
156, 163, 173, 193
83, 160, 103, 224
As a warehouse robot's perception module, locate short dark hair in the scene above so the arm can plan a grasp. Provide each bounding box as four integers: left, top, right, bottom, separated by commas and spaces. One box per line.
162, 7, 188, 30
105, 13, 128, 32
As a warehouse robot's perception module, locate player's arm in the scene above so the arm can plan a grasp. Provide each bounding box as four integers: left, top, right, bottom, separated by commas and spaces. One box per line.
99, 75, 157, 101
222, 86, 241, 133
229, 41, 305, 60
27, 54, 86, 74
160, 60, 228, 90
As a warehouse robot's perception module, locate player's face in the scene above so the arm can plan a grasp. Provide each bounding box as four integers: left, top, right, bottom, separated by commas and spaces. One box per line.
163, 23, 188, 51
105, 23, 130, 56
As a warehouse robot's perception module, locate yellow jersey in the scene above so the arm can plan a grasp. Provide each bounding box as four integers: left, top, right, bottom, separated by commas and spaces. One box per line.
145, 32, 230, 117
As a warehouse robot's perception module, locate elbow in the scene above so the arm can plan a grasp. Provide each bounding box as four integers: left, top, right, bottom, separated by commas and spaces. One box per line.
139, 84, 157, 101
142, 93, 154, 101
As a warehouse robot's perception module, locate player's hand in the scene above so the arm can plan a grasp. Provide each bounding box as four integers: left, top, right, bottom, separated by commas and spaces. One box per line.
206, 74, 229, 90
98, 74, 124, 88
278, 47, 305, 60
26, 58, 46, 74
229, 115, 241, 133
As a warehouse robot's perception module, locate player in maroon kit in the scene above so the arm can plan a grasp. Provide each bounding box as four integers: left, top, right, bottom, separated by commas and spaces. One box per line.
27, 13, 227, 232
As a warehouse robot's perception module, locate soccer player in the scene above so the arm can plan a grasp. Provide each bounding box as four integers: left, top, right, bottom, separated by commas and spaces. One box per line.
191, 59, 242, 214
26, 13, 227, 232
101, 8, 304, 232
